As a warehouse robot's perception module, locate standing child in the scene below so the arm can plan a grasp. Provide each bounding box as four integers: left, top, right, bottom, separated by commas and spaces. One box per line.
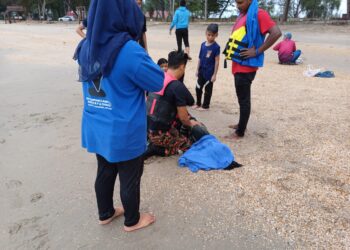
195, 23, 220, 110
169, 0, 192, 60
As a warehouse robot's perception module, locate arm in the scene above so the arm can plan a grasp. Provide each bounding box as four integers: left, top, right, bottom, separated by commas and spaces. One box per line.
188, 10, 191, 25
76, 24, 86, 38
293, 41, 296, 52
142, 32, 148, 52
134, 53, 164, 92
273, 41, 281, 51
211, 56, 220, 83
196, 59, 200, 77
257, 25, 282, 54
240, 25, 282, 58
170, 11, 178, 33
177, 107, 200, 127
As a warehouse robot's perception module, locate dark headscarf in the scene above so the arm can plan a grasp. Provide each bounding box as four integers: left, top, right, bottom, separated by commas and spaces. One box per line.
75, 0, 144, 82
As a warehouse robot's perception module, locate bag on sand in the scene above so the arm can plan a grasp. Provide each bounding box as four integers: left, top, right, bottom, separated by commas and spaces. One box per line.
303, 65, 321, 77
314, 71, 335, 78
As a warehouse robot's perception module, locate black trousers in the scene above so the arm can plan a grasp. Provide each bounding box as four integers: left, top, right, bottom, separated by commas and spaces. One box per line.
234, 72, 256, 137
196, 73, 213, 109
175, 28, 189, 52
95, 154, 144, 227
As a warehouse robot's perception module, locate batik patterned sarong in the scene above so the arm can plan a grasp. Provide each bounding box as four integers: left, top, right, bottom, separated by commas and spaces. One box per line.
148, 128, 192, 156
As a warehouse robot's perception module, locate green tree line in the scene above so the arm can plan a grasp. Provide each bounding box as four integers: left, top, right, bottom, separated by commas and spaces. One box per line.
0, 0, 341, 21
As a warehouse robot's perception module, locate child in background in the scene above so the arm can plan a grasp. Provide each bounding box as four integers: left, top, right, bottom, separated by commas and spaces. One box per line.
157, 58, 168, 72
273, 32, 301, 64
195, 23, 220, 110
76, 18, 87, 38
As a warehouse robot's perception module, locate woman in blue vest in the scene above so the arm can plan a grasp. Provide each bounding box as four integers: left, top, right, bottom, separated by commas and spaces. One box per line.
169, 0, 192, 59
75, 0, 164, 232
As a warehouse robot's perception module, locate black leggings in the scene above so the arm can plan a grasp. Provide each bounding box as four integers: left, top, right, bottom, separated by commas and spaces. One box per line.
175, 28, 189, 52
95, 154, 144, 227
234, 72, 256, 137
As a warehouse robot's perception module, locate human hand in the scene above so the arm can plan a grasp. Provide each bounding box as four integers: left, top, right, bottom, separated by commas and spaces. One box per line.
169, 29, 172, 35
211, 75, 216, 82
190, 120, 202, 127
240, 47, 257, 59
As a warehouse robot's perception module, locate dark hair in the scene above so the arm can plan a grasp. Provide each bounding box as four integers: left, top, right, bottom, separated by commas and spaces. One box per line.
168, 51, 188, 69
180, 0, 186, 7
207, 23, 219, 34
157, 58, 168, 66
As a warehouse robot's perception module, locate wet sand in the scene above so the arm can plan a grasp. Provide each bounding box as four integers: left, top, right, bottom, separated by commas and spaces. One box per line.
0, 22, 349, 249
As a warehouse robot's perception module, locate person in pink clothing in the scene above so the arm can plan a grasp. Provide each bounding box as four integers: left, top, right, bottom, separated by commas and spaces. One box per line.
273, 32, 301, 64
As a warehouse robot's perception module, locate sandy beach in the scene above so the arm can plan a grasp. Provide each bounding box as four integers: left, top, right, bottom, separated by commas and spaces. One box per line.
0, 21, 349, 249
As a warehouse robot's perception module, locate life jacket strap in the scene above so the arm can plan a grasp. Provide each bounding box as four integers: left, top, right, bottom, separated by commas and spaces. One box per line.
234, 40, 248, 47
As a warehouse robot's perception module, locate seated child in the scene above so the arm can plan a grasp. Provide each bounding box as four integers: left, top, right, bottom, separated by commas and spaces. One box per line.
273, 32, 301, 64
157, 58, 168, 72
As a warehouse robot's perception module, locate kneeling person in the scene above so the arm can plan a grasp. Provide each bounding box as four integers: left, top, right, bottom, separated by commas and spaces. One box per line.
146, 51, 204, 157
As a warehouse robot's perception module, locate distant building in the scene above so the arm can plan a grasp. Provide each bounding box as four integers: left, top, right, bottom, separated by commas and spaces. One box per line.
4, 5, 26, 23
145, 10, 170, 20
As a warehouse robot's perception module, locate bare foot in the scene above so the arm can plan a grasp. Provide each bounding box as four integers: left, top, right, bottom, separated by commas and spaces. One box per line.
192, 105, 201, 110
99, 207, 124, 225
197, 107, 209, 111
124, 213, 156, 232
224, 132, 242, 140
228, 124, 238, 129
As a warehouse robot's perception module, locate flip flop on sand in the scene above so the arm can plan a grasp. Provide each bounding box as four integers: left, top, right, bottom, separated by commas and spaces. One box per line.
99, 207, 124, 225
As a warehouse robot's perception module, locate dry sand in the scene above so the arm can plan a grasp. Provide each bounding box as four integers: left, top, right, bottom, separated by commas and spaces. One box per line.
0, 22, 349, 249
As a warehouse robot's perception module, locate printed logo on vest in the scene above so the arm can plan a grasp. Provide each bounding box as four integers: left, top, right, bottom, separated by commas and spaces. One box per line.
206, 50, 212, 58
86, 76, 112, 110
89, 75, 106, 97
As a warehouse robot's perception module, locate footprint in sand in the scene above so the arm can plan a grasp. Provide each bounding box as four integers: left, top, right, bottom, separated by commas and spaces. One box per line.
8, 223, 22, 235
8, 216, 49, 249
221, 109, 237, 115
0, 138, 6, 144
234, 186, 245, 198
41, 115, 57, 124
288, 116, 301, 121
30, 113, 65, 125
30, 193, 44, 203
144, 157, 158, 165
254, 131, 268, 138
6, 180, 22, 189
8, 216, 41, 235
54, 144, 73, 151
